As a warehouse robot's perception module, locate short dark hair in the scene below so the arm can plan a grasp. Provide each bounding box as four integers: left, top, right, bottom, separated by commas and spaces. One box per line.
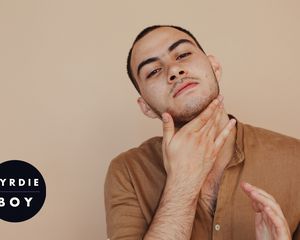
126, 25, 206, 94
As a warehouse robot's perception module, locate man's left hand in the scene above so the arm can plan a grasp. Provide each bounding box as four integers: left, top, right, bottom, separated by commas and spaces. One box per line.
241, 182, 291, 240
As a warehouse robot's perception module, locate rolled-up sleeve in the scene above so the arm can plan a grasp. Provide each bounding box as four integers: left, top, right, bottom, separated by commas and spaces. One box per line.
104, 157, 147, 240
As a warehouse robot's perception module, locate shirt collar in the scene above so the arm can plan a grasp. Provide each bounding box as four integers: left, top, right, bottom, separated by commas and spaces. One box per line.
227, 114, 245, 168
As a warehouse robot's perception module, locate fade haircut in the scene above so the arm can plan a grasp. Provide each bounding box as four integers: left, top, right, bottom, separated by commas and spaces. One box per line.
126, 25, 206, 94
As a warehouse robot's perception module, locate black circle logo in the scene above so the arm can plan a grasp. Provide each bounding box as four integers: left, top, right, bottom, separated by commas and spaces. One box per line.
0, 160, 46, 222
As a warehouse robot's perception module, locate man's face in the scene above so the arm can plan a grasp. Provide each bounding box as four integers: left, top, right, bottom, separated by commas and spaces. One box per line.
131, 27, 221, 127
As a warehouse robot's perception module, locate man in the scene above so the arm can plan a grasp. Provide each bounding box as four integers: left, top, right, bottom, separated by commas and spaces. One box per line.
105, 25, 300, 240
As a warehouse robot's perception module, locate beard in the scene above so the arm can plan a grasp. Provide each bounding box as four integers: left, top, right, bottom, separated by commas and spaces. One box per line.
147, 72, 220, 128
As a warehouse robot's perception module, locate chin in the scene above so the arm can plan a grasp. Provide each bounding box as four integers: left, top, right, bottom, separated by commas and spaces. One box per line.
169, 93, 218, 128
171, 107, 202, 128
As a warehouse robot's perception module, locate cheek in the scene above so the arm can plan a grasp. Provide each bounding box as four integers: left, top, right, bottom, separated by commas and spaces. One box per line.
187, 56, 212, 74
141, 83, 168, 107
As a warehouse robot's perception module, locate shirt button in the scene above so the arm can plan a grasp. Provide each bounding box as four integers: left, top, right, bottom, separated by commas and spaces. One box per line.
215, 224, 221, 231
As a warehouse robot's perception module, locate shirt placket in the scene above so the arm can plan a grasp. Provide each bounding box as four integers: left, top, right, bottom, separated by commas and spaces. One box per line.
211, 168, 229, 240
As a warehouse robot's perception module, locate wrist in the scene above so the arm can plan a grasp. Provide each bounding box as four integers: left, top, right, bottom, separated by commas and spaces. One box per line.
165, 174, 203, 201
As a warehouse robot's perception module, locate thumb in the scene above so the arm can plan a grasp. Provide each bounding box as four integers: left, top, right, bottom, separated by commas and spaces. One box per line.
162, 112, 174, 146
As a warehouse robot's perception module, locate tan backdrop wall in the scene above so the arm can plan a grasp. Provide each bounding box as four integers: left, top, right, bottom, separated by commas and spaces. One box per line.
0, 0, 299, 239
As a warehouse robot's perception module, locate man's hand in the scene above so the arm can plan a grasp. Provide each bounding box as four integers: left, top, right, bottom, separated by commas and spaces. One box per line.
162, 95, 236, 189
241, 182, 291, 240
144, 96, 236, 240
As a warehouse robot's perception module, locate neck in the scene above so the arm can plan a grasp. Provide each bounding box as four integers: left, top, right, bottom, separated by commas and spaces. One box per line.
213, 109, 237, 171
199, 108, 237, 212
174, 107, 237, 170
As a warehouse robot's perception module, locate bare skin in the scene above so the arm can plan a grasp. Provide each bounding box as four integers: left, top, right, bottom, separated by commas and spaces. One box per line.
241, 182, 291, 240
143, 96, 236, 240
129, 27, 291, 239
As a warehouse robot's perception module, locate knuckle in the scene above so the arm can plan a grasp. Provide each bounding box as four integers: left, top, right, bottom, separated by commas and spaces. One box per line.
199, 116, 208, 125
163, 125, 171, 131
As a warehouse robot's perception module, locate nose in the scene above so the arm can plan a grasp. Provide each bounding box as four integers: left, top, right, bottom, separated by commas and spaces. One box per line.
168, 69, 186, 83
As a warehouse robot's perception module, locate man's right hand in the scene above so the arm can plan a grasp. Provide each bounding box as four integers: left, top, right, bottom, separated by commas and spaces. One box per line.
161, 95, 236, 191
144, 95, 236, 240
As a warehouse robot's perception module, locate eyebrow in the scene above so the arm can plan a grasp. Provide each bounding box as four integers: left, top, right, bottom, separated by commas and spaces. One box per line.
137, 38, 195, 77
168, 39, 194, 52
137, 57, 159, 77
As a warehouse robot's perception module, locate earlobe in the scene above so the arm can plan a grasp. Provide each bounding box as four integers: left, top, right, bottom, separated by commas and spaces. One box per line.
207, 55, 222, 82
137, 97, 159, 119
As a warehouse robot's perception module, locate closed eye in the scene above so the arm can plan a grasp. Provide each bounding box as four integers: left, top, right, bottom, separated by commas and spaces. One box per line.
146, 68, 161, 79
176, 52, 191, 60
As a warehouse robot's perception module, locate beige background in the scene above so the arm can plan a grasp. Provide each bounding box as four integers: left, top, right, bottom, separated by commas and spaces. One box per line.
0, 0, 299, 239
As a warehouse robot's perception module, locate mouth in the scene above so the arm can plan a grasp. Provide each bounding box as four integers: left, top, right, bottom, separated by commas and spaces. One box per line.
173, 82, 199, 98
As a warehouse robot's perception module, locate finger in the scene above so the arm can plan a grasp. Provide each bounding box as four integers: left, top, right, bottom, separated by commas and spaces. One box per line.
162, 112, 175, 146
249, 191, 285, 218
252, 200, 262, 213
206, 106, 223, 139
182, 95, 223, 132
241, 183, 272, 207
264, 206, 290, 233
197, 103, 221, 135
240, 182, 256, 199
254, 212, 264, 227
214, 118, 236, 151
241, 182, 283, 217
241, 183, 282, 218
242, 182, 276, 202
240, 181, 253, 192
261, 210, 273, 229
241, 182, 263, 212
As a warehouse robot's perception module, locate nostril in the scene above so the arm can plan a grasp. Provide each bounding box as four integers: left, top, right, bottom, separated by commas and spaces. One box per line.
170, 75, 176, 81
179, 70, 184, 75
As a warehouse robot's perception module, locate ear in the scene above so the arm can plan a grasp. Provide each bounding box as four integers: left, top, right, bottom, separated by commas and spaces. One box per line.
137, 97, 159, 119
207, 55, 222, 82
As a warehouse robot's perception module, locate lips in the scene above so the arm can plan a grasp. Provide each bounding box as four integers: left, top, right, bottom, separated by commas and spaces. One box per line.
173, 82, 199, 98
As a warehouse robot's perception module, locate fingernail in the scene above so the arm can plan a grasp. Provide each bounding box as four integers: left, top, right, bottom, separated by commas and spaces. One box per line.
162, 113, 169, 123
230, 119, 236, 126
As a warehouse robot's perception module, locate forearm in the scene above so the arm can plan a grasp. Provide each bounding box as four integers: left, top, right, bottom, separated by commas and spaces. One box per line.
144, 96, 230, 239
143, 176, 202, 240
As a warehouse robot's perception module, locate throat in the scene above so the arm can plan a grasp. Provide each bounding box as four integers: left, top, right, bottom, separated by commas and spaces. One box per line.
199, 144, 237, 216
200, 174, 221, 215
199, 114, 238, 215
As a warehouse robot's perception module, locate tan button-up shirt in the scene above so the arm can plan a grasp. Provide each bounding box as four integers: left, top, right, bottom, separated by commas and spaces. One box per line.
105, 120, 300, 239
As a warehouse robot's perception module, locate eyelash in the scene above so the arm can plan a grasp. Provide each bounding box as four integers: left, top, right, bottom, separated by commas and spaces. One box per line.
176, 52, 191, 60
147, 68, 161, 79
146, 52, 192, 79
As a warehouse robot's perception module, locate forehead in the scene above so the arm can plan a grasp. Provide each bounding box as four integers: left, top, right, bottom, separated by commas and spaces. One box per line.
131, 27, 197, 73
